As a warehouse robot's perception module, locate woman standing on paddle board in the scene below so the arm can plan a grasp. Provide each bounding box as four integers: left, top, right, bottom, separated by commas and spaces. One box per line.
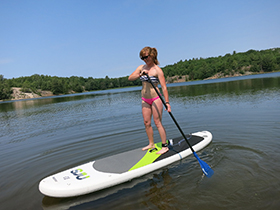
129, 46, 171, 155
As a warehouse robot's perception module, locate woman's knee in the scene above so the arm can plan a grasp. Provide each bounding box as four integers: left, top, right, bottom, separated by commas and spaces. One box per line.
153, 119, 162, 128
144, 120, 152, 128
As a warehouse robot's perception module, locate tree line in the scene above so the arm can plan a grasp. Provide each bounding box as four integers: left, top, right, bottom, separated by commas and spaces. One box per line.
1, 47, 280, 100
162, 48, 280, 81
0, 75, 142, 100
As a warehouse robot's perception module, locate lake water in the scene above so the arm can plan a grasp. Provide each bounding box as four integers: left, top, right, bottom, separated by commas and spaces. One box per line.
1, 72, 280, 210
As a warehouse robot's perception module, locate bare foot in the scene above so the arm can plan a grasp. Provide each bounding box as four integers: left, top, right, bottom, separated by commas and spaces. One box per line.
142, 144, 155, 151
156, 147, 169, 154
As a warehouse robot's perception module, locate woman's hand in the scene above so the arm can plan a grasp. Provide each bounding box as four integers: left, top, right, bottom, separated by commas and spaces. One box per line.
165, 103, 171, 112
140, 70, 148, 76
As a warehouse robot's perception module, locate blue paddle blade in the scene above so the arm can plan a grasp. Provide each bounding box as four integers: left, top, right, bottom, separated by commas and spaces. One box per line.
193, 152, 214, 178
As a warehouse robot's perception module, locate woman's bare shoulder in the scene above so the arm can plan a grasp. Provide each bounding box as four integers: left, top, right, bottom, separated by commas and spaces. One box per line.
155, 65, 164, 75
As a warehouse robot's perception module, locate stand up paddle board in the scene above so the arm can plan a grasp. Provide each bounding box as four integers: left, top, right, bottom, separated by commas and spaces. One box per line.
39, 130, 212, 198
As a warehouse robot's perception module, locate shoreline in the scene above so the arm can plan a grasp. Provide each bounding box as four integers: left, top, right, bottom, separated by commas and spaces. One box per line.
167, 70, 255, 83
2, 71, 278, 102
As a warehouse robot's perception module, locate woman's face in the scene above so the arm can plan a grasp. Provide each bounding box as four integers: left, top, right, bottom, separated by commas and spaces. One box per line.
142, 52, 153, 65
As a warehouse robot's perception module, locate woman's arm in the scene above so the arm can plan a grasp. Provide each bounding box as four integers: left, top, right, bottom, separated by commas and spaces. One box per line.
157, 67, 171, 112
128, 65, 143, 81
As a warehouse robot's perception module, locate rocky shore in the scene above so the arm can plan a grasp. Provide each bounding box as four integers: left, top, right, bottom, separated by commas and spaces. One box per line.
11, 88, 53, 100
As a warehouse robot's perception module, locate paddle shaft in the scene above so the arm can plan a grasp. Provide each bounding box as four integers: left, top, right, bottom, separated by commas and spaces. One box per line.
144, 74, 195, 153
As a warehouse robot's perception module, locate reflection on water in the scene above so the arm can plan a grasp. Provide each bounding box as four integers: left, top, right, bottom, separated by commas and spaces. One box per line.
169, 76, 280, 98
142, 169, 177, 209
0, 72, 280, 210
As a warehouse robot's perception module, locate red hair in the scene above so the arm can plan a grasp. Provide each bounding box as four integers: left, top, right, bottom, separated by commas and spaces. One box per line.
139, 46, 159, 65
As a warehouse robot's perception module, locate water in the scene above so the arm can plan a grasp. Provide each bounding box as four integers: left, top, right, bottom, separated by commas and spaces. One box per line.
1, 72, 280, 210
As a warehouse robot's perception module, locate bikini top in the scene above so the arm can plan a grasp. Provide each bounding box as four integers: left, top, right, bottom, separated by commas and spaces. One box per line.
140, 75, 159, 83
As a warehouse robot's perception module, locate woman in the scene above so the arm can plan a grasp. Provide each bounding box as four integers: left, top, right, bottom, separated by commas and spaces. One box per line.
128, 46, 171, 154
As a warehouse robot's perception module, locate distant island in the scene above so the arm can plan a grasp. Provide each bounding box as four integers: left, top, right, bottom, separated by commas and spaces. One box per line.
1, 47, 280, 101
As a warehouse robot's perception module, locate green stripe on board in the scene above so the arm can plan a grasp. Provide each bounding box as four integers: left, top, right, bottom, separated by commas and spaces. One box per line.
128, 141, 167, 171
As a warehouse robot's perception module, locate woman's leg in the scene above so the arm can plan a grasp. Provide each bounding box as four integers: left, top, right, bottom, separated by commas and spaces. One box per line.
152, 99, 169, 154
142, 101, 155, 150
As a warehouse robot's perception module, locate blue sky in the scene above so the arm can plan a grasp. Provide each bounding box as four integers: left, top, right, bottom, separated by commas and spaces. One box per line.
1, 0, 279, 79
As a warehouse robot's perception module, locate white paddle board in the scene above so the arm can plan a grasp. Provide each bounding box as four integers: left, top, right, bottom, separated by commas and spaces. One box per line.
39, 131, 212, 197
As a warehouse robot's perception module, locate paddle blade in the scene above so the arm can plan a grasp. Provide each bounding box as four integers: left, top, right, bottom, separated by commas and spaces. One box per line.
193, 152, 214, 178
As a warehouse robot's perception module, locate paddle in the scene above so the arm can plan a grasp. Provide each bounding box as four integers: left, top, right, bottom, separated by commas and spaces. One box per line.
143, 73, 214, 178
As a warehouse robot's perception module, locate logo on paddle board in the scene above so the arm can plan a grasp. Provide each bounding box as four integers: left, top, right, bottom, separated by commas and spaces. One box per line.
71, 169, 90, 180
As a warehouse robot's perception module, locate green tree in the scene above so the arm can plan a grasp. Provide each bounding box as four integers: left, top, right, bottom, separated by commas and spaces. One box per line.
0, 75, 12, 100
51, 78, 65, 94
261, 55, 275, 72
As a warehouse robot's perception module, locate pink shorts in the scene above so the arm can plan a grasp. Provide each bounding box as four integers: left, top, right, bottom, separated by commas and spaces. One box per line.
142, 96, 160, 105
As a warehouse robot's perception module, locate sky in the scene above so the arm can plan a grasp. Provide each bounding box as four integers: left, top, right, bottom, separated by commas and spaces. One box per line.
1, 0, 280, 79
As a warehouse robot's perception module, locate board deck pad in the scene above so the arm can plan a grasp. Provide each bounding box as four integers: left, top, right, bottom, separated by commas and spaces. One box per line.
93, 134, 203, 173
155, 135, 203, 162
